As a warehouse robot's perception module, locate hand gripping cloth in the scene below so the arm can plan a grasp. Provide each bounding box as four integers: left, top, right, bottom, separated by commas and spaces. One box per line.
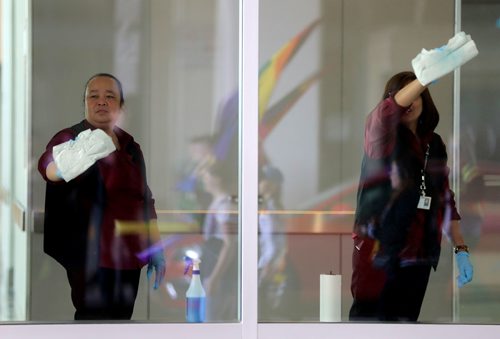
412, 31, 479, 86
53, 128, 116, 182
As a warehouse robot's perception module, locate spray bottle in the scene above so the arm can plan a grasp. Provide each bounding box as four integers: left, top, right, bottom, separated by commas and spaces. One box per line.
185, 256, 206, 322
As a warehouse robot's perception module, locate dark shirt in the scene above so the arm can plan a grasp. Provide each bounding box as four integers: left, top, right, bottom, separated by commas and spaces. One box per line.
357, 96, 460, 268
38, 120, 156, 269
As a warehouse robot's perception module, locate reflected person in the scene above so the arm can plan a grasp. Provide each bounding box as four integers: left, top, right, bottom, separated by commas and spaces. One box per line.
176, 135, 215, 226
38, 73, 165, 320
258, 165, 298, 320
258, 165, 287, 291
199, 161, 238, 322
350, 32, 477, 322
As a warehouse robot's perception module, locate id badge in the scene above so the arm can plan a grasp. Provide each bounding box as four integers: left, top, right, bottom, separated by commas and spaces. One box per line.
417, 196, 432, 210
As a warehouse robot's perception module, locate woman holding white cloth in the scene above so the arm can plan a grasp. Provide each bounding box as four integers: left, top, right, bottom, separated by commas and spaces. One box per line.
349, 32, 477, 322
38, 73, 165, 320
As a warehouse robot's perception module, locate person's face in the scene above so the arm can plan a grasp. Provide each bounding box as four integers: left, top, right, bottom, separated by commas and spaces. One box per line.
189, 142, 212, 163
258, 179, 277, 198
201, 170, 220, 194
400, 95, 423, 127
85, 76, 122, 130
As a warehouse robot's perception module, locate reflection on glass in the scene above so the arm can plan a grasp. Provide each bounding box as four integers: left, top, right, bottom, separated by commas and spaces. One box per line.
258, 0, 499, 324
350, 70, 472, 322
258, 165, 301, 321
260, 0, 342, 322
0, 0, 240, 323
199, 161, 238, 322
1, 0, 499, 327
459, 0, 500, 323
37, 73, 165, 320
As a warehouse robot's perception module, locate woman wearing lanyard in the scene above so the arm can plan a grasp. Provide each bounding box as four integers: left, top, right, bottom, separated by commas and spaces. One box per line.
350, 33, 478, 321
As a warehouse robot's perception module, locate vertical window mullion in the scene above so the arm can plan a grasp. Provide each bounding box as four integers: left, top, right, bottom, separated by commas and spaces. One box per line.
239, 0, 259, 338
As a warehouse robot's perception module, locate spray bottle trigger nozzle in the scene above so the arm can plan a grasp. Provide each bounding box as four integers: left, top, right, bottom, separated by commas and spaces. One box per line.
184, 256, 193, 275
184, 256, 201, 275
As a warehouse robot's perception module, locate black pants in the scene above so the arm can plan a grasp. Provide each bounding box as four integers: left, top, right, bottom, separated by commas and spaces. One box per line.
377, 265, 432, 322
349, 299, 379, 321
66, 267, 141, 320
350, 262, 432, 322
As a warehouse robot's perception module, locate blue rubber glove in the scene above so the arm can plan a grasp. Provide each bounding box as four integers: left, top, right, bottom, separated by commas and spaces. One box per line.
147, 250, 166, 290
455, 251, 473, 288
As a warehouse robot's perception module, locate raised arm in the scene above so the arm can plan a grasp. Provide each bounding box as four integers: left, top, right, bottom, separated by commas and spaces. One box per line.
394, 79, 427, 107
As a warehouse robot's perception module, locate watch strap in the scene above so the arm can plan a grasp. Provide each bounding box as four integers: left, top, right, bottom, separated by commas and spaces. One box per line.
454, 245, 469, 254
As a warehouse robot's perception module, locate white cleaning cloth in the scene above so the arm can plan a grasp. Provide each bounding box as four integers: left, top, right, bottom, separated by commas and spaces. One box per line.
415, 40, 478, 86
412, 32, 479, 86
412, 32, 470, 69
53, 128, 116, 182
445, 31, 471, 53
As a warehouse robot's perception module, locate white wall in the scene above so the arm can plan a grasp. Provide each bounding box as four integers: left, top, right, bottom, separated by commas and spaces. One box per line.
0, 0, 30, 321
259, 0, 322, 209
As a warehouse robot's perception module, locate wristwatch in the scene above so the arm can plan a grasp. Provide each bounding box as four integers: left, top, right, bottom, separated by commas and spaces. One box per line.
454, 245, 469, 254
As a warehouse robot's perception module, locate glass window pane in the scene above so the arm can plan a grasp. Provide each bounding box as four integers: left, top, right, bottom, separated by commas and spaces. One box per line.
257, 0, 485, 324
459, 0, 500, 323
2, 0, 500, 334
26, 0, 239, 323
